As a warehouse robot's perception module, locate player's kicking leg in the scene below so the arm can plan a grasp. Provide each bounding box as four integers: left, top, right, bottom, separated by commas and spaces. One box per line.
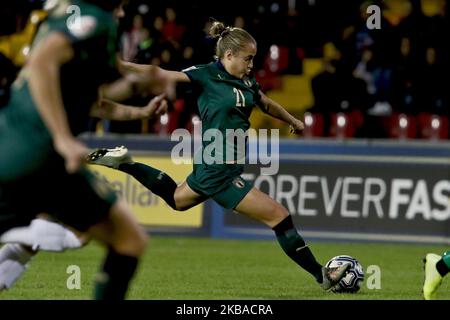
87, 147, 207, 211
233, 187, 350, 291
88, 147, 350, 291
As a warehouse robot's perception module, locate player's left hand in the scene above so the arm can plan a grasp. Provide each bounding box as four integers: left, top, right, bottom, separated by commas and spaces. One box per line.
289, 119, 304, 134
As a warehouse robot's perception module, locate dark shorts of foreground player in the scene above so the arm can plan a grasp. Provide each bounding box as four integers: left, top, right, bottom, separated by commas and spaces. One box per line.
0, 153, 117, 235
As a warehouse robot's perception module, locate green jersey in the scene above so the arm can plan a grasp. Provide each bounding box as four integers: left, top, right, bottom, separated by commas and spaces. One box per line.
0, 0, 118, 182
183, 61, 261, 164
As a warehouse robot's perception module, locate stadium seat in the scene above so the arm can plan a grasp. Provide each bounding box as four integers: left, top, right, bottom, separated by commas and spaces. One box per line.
264, 45, 289, 74
388, 113, 417, 139
296, 47, 305, 61
302, 112, 324, 138
417, 113, 449, 140
329, 112, 355, 139
350, 109, 365, 129
4, 10, 48, 66
255, 69, 283, 91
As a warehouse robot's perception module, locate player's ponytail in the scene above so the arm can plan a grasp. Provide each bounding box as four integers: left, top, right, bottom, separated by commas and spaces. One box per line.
209, 21, 230, 39
209, 20, 256, 59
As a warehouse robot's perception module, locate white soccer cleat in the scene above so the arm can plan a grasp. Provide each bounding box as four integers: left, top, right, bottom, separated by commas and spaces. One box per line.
0, 244, 33, 292
423, 253, 443, 300
0, 219, 83, 252
0, 260, 28, 291
320, 262, 351, 291
86, 146, 134, 169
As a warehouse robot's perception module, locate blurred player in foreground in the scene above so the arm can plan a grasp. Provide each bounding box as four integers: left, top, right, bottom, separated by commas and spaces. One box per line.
0, 0, 171, 299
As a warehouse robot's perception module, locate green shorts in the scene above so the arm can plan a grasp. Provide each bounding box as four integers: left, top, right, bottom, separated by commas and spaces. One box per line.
186, 164, 253, 209
0, 153, 118, 235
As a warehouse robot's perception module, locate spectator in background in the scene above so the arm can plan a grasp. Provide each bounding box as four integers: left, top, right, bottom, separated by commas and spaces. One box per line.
310, 56, 343, 115
135, 28, 156, 64
354, 1, 375, 59
190, 20, 216, 64
162, 7, 185, 50
367, 0, 411, 114
311, 44, 371, 111
415, 46, 448, 116
389, 37, 418, 114
398, 0, 449, 114
159, 46, 177, 70
353, 49, 376, 98
121, 14, 146, 62
180, 46, 196, 69
152, 15, 164, 43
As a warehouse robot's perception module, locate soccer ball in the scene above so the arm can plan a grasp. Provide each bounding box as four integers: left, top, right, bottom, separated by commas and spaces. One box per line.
325, 255, 364, 293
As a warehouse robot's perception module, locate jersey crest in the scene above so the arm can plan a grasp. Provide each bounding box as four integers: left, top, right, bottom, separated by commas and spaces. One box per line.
232, 177, 246, 189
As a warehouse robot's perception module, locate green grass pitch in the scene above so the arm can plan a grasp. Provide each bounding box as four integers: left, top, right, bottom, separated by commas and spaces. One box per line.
1, 236, 449, 300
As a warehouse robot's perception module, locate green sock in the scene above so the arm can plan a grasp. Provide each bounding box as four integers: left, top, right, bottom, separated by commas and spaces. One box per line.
442, 251, 450, 268
94, 249, 138, 300
119, 163, 177, 209
436, 251, 450, 277
272, 216, 323, 282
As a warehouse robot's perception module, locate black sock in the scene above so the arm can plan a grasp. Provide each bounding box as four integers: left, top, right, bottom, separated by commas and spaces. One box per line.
94, 249, 139, 300
273, 216, 323, 283
436, 259, 450, 277
119, 163, 177, 209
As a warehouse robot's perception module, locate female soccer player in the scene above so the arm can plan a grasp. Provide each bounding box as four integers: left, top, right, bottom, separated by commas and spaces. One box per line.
89, 21, 350, 291
0, 0, 165, 299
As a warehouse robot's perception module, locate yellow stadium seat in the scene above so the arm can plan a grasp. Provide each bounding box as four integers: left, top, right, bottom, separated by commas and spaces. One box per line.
0, 10, 47, 66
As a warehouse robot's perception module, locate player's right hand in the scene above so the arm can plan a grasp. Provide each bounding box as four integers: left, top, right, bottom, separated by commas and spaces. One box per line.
54, 137, 89, 174
143, 93, 168, 118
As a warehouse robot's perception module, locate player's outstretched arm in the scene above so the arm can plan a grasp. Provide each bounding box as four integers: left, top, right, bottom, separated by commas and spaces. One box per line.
101, 61, 189, 102
257, 90, 304, 134
118, 60, 190, 82
27, 33, 88, 173
90, 93, 168, 121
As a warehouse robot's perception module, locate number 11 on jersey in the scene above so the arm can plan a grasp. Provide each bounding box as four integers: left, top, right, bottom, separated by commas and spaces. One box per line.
233, 88, 246, 107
